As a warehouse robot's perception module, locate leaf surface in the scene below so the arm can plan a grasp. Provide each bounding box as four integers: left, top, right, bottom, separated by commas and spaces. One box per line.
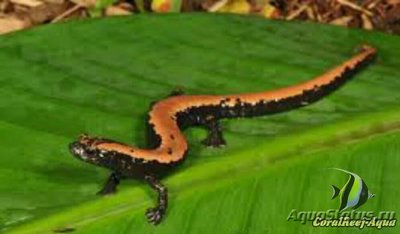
0, 14, 399, 234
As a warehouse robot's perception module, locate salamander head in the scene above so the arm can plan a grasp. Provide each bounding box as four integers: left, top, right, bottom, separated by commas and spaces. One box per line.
69, 134, 110, 166
69, 134, 155, 176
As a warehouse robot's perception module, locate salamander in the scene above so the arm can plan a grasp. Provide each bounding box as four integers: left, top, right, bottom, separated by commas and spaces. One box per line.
69, 45, 377, 225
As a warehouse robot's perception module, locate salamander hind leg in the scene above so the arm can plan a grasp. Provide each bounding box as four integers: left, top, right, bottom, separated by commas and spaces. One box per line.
144, 174, 168, 225
97, 172, 123, 195
200, 115, 226, 148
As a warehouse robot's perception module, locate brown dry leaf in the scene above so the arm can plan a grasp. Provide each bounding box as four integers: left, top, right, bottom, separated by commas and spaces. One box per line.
23, 2, 69, 24
117, 2, 134, 11
105, 5, 131, 15
366, 0, 379, 9
208, 0, 228, 12
51, 3, 81, 22
0, 16, 28, 34
329, 15, 353, 26
336, 0, 373, 16
386, 5, 400, 23
286, 3, 308, 20
312, 5, 323, 22
361, 14, 373, 30
0, 0, 12, 12
387, 0, 400, 5
10, 0, 42, 8
306, 6, 315, 20
181, 0, 203, 11
70, 0, 96, 8
42, 0, 65, 5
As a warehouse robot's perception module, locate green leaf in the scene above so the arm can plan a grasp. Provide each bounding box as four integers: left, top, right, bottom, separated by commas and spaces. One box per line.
0, 14, 399, 234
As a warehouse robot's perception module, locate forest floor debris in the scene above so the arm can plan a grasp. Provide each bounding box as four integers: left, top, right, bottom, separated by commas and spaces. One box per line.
1, 0, 400, 35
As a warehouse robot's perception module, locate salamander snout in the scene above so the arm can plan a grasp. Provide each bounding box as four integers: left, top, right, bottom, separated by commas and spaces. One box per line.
69, 141, 85, 157
69, 141, 89, 160
69, 140, 99, 164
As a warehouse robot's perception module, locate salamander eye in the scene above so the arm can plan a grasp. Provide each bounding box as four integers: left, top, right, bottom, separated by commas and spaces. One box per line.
78, 133, 90, 141
77, 134, 100, 149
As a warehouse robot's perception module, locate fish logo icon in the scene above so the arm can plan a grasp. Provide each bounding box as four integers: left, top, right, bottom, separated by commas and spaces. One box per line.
330, 168, 375, 211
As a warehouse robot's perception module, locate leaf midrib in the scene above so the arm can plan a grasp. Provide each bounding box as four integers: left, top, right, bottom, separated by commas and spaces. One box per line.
7, 105, 400, 234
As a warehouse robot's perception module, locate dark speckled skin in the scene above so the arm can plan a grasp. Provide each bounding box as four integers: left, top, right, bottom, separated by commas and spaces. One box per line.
69, 139, 173, 225
69, 45, 377, 225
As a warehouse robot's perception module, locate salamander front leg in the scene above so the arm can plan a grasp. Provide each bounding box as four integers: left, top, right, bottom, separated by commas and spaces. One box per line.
144, 174, 168, 225
97, 172, 123, 195
201, 115, 226, 147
